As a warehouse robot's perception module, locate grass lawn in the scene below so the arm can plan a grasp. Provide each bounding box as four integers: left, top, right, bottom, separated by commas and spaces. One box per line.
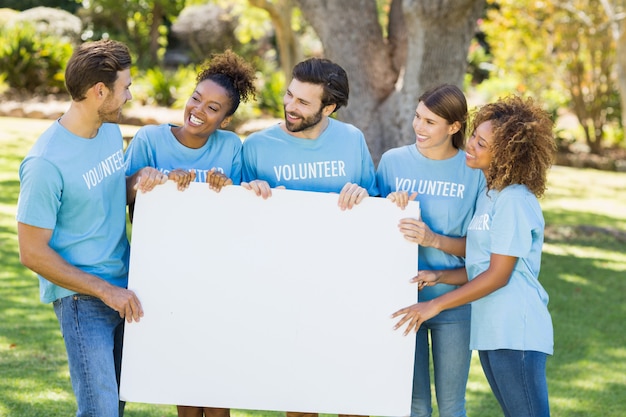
1, 116, 625, 416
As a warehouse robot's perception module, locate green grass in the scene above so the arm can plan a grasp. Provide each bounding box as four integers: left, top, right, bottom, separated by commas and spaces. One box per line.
1, 116, 625, 416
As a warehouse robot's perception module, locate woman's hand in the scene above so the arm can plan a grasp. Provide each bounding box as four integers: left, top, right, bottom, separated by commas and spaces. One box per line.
168, 168, 196, 191
206, 169, 233, 192
386, 191, 417, 209
398, 217, 438, 247
411, 270, 442, 291
391, 300, 442, 336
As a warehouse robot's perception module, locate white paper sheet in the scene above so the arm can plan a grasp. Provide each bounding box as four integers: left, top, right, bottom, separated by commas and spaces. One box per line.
120, 182, 419, 416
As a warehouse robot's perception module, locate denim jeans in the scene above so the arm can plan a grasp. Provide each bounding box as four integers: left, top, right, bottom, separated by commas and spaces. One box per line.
479, 349, 550, 417
411, 304, 471, 417
54, 294, 125, 417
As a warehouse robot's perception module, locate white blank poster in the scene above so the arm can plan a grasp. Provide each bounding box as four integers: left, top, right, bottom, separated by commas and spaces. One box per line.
120, 182, 419, 416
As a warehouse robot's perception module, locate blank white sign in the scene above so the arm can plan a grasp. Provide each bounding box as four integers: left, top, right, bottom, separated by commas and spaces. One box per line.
120, 182, 419, 416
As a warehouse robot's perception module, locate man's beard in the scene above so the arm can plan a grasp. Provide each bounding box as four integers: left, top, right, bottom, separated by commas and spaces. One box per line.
98, 96, 124, 123
284, 108, 323, 133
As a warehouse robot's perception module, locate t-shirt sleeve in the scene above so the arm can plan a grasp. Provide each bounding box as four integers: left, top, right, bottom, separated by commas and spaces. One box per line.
241, 136, 258, 182
375, 153, 393, 197
124, 128, 155, 176
229, 141, 243, 185
490, 191, 533, 258
360, 137, 379, 197
16, 157, 62, 230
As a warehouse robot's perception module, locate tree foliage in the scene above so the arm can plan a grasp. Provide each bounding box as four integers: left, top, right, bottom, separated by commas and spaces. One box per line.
482, 0, 621, 154
77, 0, 185, 68
0, 20, 73, 93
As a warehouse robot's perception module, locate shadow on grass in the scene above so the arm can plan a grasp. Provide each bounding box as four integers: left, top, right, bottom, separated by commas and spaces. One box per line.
545, 209, 626, 240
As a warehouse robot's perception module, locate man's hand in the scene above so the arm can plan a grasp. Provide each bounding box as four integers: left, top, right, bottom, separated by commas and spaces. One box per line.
338, 182, 368, 210
241, 180, 274, 199
101, 286, 144, 323
133, 167, 168, 193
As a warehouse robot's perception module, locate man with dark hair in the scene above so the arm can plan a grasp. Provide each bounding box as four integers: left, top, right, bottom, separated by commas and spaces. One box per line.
242, 57, 377, 207
241, 57, 376, 417
17, 39, 144, 417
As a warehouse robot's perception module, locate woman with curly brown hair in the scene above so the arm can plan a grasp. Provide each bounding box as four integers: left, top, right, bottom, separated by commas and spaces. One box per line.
392, 95, 557, 417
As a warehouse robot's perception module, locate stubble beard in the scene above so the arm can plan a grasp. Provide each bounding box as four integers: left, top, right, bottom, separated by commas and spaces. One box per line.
284, 108, 324, 133
98, 97, 124, 124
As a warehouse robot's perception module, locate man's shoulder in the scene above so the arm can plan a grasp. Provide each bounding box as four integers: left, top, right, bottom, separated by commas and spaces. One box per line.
244, 123, 283, 143
328, 118, 364, 138
131, 123, 170, 142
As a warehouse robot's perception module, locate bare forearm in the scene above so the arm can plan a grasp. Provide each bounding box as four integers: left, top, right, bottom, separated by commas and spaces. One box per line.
431, 268, 509, 312
431, 235, 466, 257
434, 267, 468, 286
21, 245, 114, 298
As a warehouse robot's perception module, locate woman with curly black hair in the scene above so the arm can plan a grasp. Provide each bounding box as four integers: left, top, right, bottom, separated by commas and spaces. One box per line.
125, 49, 257, 212
123, 50, 256, 417
393, 95, 557, 417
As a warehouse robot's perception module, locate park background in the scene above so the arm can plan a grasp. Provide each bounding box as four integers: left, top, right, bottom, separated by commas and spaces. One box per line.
1, 0, 625, 416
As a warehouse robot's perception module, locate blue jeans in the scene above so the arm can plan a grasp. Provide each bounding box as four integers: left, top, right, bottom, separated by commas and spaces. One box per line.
54, 294, 125, 417
479, 349, 550, 417
411, 304, 471, 417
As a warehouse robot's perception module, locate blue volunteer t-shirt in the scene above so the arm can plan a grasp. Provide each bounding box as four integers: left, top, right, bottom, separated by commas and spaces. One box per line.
376, 144, 486, 300
16, 121, 130, 303
242, 119, 378, 196
466, 184, 554, 354
124, 123, 243, 184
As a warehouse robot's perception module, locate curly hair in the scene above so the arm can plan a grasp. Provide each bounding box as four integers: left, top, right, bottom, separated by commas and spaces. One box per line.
196, 49, 257, 116
471, 95, 557, 197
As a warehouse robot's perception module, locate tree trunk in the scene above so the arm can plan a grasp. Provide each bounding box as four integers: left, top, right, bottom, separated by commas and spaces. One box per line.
249, 0, 302, 78
605, 0, 626, 133
295, 0, 485, 163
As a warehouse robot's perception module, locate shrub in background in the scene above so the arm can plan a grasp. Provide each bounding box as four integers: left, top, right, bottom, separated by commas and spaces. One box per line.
256, 69, 285, 118
0, 7, 80, 95
132, 65, 197, 108
10, 6, 82, 43
0, 22, 73, 94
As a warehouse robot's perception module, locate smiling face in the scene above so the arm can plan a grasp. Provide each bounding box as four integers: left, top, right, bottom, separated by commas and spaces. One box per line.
98, 69, 132, 123
282, 78, 334, 138
180, 79, 232, 144
412, 101, 460, 159
465, 120, 495, 175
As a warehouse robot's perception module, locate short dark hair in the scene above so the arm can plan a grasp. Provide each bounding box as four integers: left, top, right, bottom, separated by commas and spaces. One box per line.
292, 58, 349, 112
64, 39, 131, 101
419, 84, 468, 149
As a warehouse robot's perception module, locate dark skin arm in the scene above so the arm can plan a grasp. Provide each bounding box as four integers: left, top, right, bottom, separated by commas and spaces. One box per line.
392, 253, 517, 335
